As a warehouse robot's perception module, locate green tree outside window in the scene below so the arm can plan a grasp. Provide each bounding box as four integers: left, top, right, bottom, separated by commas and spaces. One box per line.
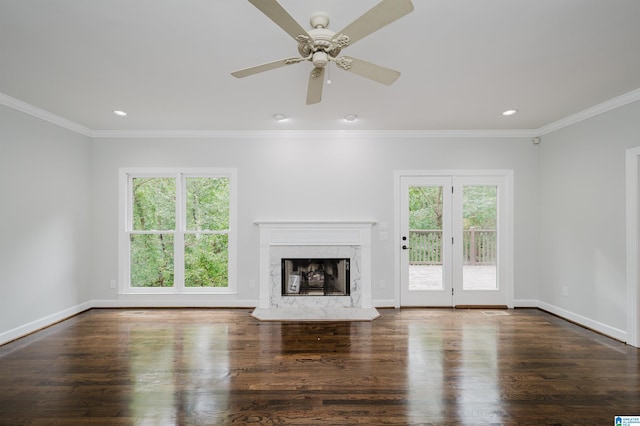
129, 175, 230, 288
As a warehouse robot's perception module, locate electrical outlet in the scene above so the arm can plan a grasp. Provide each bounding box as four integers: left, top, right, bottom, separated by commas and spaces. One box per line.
110, 279, 116, 289
249, 279, 256, 289
380, 279, 386, 289
561, 286, 569, 297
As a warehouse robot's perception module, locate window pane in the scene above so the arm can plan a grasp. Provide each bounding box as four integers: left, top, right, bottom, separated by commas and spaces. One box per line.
462, 186, 497, 290
408, 185, 444, 291
184, 234, 228, 287
132, 178, 176, 230
130, 234, 174, 287
186, 177, 229, 231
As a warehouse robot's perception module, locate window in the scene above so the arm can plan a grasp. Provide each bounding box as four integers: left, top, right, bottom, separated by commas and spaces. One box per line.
120, 169, 237, 294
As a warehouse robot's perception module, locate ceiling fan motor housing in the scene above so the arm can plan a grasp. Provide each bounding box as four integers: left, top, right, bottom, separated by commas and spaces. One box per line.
297, 13, 343, 67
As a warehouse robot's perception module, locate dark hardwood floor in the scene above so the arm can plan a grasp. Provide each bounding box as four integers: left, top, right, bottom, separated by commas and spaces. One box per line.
0, 308, 638, 425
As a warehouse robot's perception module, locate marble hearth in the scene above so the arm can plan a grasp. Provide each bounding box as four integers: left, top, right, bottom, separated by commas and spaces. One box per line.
252, 220, 379, 321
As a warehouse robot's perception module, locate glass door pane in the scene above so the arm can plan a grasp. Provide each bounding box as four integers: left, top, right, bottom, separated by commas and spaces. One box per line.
400, 176, 452, 307
462, 185, 498, 290
409, 185, 445, 291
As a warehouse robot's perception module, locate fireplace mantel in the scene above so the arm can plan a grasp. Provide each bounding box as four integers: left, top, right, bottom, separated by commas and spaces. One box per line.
252, 219, 379, 321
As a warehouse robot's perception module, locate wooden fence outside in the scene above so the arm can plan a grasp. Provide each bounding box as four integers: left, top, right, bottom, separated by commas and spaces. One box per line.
409, 227, 496, 265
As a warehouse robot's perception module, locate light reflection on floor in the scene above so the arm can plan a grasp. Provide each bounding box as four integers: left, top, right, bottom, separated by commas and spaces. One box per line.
126, 322, 230, 423
407, 313, 504, 424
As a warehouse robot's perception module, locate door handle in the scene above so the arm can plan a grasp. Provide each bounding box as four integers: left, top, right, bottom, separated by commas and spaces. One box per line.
402, 245, 411, 250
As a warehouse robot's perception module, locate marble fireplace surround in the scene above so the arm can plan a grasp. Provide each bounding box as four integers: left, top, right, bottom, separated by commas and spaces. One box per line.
252, 220, 380, 321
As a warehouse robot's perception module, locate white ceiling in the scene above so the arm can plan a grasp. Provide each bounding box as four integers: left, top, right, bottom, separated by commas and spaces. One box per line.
1, 0, 640, 133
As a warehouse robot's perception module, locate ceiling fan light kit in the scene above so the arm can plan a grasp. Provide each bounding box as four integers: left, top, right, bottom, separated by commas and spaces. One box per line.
231, 0, 414, 105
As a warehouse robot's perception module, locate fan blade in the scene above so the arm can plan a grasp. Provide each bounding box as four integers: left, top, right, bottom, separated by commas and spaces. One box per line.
248, 0, 311, 42
338, 56, 401, 85
306, 67, 325, 105
335, 0, 414, 47
231, 57, 302, 78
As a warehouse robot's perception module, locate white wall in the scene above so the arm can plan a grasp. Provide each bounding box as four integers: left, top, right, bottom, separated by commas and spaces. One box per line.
0, 105, 92, 342
538, 100, 640, 340
89, 136, 539, 306
3, 93, 638, 344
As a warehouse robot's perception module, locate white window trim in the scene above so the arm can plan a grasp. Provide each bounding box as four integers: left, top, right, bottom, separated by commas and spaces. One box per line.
118, 167, 238, 295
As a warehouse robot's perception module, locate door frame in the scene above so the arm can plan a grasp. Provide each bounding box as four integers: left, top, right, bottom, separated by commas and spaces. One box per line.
625, 146, 640, 348
394, 169, 514, 309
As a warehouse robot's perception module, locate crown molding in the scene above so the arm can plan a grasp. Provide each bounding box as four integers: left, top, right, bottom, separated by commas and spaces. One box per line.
89, 129, 538, 139
2, 88, 639, 140
536, 88, 640, 136
0, 92, 92, 137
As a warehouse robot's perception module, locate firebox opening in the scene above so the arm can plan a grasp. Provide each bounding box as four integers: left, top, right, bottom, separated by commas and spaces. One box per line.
282, 258, 350, 296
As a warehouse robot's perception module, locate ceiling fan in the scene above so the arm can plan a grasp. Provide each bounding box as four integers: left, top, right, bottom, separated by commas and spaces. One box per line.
231, 0, 414, 105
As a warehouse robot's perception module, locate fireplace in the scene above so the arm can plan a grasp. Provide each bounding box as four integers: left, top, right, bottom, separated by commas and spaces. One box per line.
282, 258, 350, 296
253, 220, 379, 321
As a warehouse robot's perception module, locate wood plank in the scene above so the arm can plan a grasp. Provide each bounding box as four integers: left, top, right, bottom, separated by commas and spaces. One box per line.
0, 308, 638, 424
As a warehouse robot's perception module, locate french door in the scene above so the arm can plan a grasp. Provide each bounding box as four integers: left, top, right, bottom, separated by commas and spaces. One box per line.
399, 173, 511, 307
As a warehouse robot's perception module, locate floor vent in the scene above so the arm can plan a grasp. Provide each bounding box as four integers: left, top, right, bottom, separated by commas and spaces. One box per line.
482, 310, 510, 316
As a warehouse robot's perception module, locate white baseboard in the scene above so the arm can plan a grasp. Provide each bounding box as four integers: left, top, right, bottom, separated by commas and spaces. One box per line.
2, 298, 631, 347
535, 300, 628, 343
0, 301, 93, 346
513, 299, 539, 308
374, 299, 397, 308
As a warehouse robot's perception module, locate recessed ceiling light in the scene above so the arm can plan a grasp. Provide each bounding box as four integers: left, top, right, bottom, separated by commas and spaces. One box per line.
344, 114, 358, 122
113, 110, 128, 117
502, 109, 518, 116
273, 113, 287, 121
